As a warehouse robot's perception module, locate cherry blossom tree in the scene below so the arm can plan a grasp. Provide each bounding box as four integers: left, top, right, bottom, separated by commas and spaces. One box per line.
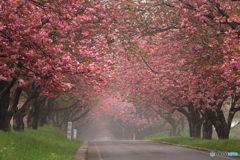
1, 0, 239, 140
170, 0, 240, 139
0, 0, 112, 131
101, 0, 240, 139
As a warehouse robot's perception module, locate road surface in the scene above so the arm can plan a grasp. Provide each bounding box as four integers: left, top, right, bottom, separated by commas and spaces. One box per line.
88, 140, 240, 160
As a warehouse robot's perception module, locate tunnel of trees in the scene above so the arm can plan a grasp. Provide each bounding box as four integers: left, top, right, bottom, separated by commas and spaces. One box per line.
0, 0, 240, 140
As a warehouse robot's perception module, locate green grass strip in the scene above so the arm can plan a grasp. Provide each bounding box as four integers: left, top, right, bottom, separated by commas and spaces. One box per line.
152, 137, 240, 153
0, 125, 82, 160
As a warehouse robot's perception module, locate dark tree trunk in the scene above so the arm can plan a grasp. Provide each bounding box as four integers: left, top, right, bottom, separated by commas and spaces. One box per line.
27, 96, 46, 129
13, 112, 25, 131
6, 87, 23, 131
27, 99, 40, 129
13, 98, 35, 131
13, 84, 40, 131
38, 115, 48, 126
188, 119, 202, 138
178, 102, 204, 138
38, 97, 55, 126
202, 119, 213, 139
211, 110, 231, 139
0, 80, 11, 131
205, 96, 238, 140
188, 103, 203, 138
201, 95, 240, 139
224, 110, 235, 138
38, 107, 49, 127
212, 114, 227, 139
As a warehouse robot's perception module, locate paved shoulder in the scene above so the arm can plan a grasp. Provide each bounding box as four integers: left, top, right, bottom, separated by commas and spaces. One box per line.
88, 140, 239, 160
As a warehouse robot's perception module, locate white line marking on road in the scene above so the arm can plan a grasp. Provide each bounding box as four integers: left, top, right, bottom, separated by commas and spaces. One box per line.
94, 142, 103, 160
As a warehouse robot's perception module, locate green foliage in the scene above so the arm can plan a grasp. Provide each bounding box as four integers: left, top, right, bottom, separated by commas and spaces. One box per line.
0, 125, 82, 160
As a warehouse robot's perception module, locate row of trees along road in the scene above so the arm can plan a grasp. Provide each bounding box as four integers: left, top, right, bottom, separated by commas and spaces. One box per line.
0, 0, 113, 132
0, 0, 240, 140
100, 0, 240, 139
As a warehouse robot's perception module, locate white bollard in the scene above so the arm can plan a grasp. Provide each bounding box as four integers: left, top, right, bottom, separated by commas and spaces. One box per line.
67, 121, 72, 140
73, 129, 77, 139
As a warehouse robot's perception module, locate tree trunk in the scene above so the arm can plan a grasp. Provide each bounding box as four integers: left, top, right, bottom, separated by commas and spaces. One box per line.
212, 110, 230, 139
188, 120, 202, 138
202, 95, 239, 139
13, 112, 25, 131
13, 93, 39, 131
6, 87, 23, 131
38, 108, 48, 127
168, 119, 181, 136
169, 125, 180, 136
13, 83, 41, 131
202, 119, 213, 139
178, 102, 204, 138
189, 102, 203, 138
38, 115, 48, 126
27, 96, 46, 129
38, 97, 55, 126
0, 80, 11, 131
27, 99, 40, 129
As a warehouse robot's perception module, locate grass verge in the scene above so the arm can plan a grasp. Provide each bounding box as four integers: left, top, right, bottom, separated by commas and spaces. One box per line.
149, 136, 240, 154
0, 125, 82, 160
143, 130, 240, 155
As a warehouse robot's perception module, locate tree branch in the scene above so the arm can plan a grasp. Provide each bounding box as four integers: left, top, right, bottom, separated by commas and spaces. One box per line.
71, 108, 90, 122
44, 100, 80, 111
0, 77, 17, 101
139, 53, 159, 74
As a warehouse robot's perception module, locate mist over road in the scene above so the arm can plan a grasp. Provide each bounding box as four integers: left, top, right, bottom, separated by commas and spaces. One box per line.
88, 140, 239, 160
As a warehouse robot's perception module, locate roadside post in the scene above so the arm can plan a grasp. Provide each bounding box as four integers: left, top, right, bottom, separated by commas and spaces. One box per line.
73, 129, 77, 139
67, 121, 72, 140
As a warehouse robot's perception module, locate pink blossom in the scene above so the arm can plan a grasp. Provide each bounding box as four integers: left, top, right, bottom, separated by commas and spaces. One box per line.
18, 79, 27, 87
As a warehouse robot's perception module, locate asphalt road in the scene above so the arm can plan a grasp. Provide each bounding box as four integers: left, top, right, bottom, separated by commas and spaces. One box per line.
88, 140, 240, 160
